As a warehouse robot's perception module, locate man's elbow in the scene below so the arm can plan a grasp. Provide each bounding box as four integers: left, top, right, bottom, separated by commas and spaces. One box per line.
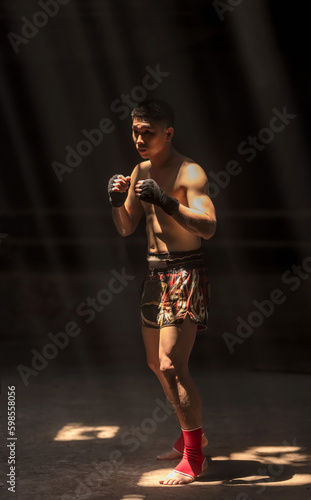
117, 226, 135, 237
202, 219, 217, 240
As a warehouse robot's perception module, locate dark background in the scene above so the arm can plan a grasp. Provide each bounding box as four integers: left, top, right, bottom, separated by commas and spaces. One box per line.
1, 0, 311, 375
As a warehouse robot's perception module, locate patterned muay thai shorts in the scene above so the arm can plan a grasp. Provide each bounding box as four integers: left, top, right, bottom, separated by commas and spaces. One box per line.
140, 248, 210, 331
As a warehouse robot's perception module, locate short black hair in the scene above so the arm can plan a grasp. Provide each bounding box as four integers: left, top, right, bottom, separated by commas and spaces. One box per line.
131, 99, 174, 128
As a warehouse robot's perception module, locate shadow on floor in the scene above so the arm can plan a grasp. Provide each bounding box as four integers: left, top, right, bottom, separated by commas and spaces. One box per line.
198, 457, 294, 484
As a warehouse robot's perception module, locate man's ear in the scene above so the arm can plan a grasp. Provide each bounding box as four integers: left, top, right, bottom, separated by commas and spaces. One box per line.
165, 127, 174, 141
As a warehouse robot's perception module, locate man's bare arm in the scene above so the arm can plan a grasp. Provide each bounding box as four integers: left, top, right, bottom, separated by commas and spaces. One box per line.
171, 195, 216, 240
135, 164, 216, 240
111, 166, 144, 237
171, 166, 216, 240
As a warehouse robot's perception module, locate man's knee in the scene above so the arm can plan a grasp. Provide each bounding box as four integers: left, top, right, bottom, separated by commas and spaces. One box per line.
160, 355, 189, 381
159, 356, 178, 377
147, 358, 160, 374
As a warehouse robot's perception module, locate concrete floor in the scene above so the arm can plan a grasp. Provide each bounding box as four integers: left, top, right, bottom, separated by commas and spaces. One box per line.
1, 365, 311, 500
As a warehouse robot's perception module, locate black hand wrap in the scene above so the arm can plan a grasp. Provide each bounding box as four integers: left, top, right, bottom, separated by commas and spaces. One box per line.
108, 174, 129, 207
138, 179, 179, 215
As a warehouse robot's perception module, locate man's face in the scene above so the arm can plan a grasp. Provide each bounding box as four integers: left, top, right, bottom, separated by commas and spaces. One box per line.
132, 117, 172, 158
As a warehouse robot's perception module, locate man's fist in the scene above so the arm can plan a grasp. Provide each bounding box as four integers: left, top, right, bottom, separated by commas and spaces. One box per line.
135, 179, 179, 215
108, 174, 131, 207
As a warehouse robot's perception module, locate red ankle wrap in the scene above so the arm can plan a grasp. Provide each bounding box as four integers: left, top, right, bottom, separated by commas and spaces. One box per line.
173, 428, 204, 454
173, 427, 205, 479
172, 434, 184, 454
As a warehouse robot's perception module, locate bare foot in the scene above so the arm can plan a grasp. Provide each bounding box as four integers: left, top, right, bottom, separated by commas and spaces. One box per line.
159, 458, 208, 485
157, 434, 208, 460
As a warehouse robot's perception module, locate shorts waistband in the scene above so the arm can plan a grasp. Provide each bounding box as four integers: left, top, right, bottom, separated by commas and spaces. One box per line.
147, 248, 204, 270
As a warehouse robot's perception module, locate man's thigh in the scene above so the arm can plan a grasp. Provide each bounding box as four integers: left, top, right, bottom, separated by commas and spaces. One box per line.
142, 326, 160, 369
159, 315, 197, 367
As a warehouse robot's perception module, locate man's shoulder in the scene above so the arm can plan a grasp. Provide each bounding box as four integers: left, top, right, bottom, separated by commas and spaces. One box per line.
139, 160, 151, 170
179, 158, 207, 184
130, 160, 151, 179
132, 160, 151, 173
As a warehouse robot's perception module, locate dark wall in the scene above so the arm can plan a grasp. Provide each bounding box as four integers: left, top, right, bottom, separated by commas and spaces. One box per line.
1, 0, 311, 374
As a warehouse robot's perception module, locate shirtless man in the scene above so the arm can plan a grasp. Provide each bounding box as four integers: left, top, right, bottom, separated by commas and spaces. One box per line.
108, 100, 216, 485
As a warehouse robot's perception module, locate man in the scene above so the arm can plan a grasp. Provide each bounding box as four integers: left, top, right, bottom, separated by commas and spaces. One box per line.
108, 99, 216, 485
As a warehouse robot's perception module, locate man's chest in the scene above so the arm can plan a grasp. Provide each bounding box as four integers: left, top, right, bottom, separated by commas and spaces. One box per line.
149, 169, 182, 197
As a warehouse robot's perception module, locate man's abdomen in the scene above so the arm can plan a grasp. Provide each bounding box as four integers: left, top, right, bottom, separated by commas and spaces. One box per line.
146, 214, 201, 253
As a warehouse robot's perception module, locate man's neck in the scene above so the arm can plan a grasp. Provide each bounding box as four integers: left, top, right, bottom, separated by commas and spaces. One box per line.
149, 146, 179, 169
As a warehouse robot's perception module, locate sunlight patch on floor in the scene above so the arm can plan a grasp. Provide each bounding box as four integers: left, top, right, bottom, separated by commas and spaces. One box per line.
120, 495, 146, 499
138, 466, 311, 488
54, 423, 119, 441
229, 445, 308, 465
137, 445, 311, 487
120, 496, 146, 499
